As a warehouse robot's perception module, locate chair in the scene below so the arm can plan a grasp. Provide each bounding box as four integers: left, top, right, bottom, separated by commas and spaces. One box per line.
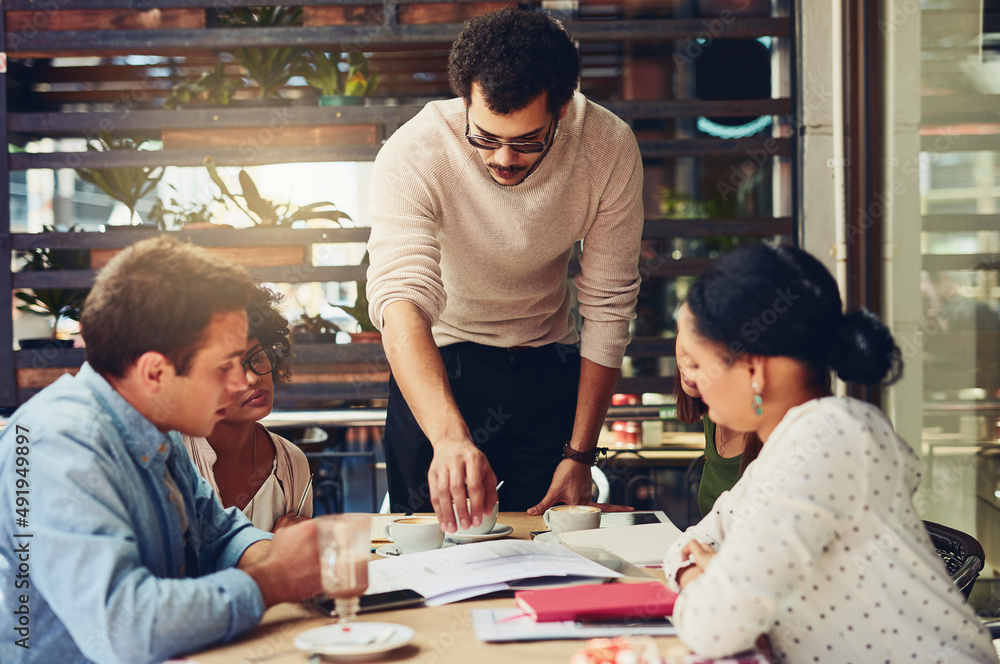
923, 520, 984, 600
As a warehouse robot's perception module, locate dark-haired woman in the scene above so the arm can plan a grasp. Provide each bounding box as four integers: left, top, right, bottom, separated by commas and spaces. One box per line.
182, 286, 312, 533
674, 341, 761, 517
662, 244, 996, 663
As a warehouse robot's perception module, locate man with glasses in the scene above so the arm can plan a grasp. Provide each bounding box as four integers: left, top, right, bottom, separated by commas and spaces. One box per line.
367, 8, 643, 531
182, 284, 313, 533
0, 238, 323, 664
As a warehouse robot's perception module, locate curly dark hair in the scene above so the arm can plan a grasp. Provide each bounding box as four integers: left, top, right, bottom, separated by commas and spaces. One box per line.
246, 284, 292, 387
448, 8, 580, 115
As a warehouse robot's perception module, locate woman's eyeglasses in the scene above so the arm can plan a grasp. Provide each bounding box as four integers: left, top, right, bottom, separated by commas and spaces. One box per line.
465, 110, 556, 154
241, 344, 279, 376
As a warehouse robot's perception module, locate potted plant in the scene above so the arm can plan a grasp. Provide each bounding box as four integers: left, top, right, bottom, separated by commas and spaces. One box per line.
14, 227, 90, 348
147, 184, 226, 230
330, 251, 380, 341
205, 157, 352, 227
291, 312, 341, 344
76, 132, 164, 227
303, 51, 380, 107
162, 62, 242, 109
216, 6, 308, 102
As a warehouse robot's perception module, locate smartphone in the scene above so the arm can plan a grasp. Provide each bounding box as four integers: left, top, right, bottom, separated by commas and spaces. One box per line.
314, 589, 425, 616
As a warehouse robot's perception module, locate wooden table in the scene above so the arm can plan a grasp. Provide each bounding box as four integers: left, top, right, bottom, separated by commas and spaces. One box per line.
186, 513, 685, 664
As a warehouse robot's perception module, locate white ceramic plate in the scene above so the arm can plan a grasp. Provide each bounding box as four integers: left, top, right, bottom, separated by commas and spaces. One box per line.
532, 531, 563, 545
293, 622, 414, 660
445, 523, 514, 543
375, 541, 455, 557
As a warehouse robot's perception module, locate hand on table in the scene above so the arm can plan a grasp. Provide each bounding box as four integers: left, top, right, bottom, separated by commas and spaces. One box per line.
527, 459, 598, 515
428, 438, 497, 533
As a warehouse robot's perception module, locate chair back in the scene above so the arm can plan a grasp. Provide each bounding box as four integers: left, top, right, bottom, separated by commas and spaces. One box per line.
924, 520, 984, 600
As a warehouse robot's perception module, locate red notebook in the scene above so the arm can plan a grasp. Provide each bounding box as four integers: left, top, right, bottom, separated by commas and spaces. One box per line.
513, 581, 678, 623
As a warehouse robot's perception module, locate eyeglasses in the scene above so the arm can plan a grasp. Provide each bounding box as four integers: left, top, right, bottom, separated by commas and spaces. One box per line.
465, 109, 556, 154
241, 344, 278, 377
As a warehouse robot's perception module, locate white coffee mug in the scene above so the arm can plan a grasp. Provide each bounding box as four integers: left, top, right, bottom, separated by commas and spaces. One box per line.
386, 516, 444, 554
453, 499, 499, 536
543, 504, 601, 535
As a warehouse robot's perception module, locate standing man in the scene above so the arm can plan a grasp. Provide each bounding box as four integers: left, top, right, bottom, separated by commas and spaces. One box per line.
367, 8, 643, 531
0, 237, 322, 664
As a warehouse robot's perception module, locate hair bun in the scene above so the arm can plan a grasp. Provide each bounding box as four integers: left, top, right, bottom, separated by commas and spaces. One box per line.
828, 309, 904, 385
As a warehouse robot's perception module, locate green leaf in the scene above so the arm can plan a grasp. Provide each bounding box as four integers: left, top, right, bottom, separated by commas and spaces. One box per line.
205, 157, 234, 199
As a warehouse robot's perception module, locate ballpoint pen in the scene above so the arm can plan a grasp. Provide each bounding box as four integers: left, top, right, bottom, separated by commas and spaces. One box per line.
295, 474, 313, 516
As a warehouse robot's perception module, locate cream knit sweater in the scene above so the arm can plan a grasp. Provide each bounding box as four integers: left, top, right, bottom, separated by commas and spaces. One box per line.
367, 92, 644, 369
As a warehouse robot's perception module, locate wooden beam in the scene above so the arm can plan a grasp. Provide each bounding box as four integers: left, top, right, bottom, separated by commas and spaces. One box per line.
10, 145, 382, 169
920, 134, 1000, 153
921, 215, 1000, 233
6, 18, 792, 55
398, 2, 513, 24
6, 8, 204, 32
10, 106, 421, 133
639, 136, 792, 158
301, 5, 384, 26
160, 124, 378, 149
642, 217, 794, 238
11, 227, 371, 250
922, 254, 1000, 272
12, 264, 369, 289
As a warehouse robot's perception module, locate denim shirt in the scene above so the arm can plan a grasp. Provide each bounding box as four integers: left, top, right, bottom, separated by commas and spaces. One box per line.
0, 363, 271, 664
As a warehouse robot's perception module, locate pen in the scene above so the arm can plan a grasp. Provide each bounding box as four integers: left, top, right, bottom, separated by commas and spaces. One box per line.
295, 474, 313, 516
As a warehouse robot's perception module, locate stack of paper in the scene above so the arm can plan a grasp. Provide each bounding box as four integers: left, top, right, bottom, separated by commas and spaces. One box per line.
367, 539, 621, 605
471, 608, 676, 642
558, 522, 683, 566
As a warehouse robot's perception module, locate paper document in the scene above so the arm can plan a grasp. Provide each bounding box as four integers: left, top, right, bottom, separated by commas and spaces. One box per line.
558, 522, 683, 566
471, 608, 676, 642
368, 539, 622, 604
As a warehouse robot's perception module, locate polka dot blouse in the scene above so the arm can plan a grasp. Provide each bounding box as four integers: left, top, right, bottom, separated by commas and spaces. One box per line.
662, 397, 998, 663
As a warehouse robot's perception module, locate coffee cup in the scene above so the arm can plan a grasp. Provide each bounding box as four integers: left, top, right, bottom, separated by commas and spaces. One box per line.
543, 504, 601, 535
453, 499, 499, 536
386, 516, 444, 554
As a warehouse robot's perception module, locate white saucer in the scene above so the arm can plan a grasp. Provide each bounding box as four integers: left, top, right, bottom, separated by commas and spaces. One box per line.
293, 622, 414, 660
532, 531, 563, 545
375, 540, 455, 557
446, 523, 514, 543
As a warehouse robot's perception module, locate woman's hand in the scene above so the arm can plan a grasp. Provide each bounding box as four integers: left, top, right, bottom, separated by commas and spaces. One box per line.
677, 540, 717, 590
272, 512, 310, 532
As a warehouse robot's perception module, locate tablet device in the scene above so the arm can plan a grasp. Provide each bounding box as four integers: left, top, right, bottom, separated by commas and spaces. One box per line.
313, 589, 425, 616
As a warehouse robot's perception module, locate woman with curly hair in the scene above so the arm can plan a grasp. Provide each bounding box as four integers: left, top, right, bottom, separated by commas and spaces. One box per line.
182, 284, 312, 532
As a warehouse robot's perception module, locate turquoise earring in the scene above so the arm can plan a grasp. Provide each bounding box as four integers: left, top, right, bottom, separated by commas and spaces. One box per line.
751, 381, 764, 417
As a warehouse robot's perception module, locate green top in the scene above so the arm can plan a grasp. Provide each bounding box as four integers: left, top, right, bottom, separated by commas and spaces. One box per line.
697, 416, 744, 517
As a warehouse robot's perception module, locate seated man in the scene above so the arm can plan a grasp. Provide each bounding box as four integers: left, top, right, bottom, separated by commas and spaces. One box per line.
0, 237, 322, 664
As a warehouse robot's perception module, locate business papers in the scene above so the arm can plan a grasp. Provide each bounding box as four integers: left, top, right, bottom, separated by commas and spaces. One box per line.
367, 539, 622, 605
471, 608, 676, 642
558, 522, 683, 566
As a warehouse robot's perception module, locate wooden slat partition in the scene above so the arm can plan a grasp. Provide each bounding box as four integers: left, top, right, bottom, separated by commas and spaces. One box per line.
160, 124, 378, 149
398, 2, 512, 24
301, 5, 384, 26
6, 8, 205, 31
90, 245, 306, 270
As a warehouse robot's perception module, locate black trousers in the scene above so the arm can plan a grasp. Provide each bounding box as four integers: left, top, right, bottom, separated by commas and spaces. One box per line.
384, 342, 581, 513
